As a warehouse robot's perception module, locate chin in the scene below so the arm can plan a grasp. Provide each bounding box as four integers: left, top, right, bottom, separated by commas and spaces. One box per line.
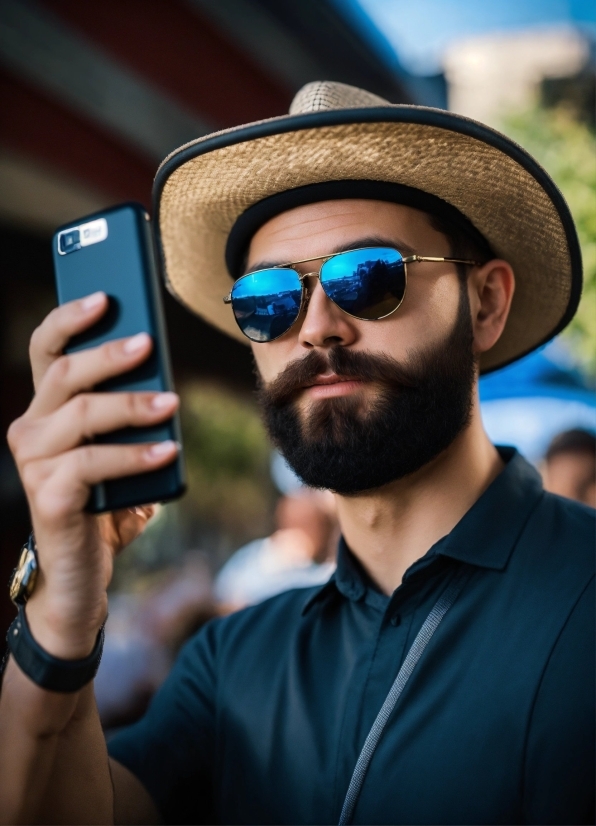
297, 394, 374, 443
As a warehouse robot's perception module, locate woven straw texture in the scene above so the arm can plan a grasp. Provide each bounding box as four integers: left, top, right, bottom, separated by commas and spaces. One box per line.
157, 81, 575, 372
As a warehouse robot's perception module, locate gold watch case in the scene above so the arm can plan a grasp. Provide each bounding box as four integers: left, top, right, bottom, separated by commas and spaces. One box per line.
9, 539, 38, 606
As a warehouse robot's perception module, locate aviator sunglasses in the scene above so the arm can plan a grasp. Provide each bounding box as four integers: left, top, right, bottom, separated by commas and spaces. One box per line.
224, 246, 480, 343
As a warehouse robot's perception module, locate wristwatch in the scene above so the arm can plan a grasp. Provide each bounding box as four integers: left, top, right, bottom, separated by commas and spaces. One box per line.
6, 606, 105, 692
9, 533, 38, 606
5, 533, 105, 692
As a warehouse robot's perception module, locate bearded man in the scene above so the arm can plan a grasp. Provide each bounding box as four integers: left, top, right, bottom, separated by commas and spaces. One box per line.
1, 82, 593, 825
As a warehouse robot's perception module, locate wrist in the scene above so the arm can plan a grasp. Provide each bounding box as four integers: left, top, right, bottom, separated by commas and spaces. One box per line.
25, 590, 106, 660
7, 607, 105, 693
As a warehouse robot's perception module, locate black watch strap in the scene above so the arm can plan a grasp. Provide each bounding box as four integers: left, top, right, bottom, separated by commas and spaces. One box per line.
6, 607, 105, 693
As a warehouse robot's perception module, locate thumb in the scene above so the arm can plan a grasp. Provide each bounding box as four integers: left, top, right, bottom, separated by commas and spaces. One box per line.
100, 504, 158, 554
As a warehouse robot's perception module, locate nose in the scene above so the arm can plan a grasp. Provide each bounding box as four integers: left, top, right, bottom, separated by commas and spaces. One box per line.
297, 275, 358, 349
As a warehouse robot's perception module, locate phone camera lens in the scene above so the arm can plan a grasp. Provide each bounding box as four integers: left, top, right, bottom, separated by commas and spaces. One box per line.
59, 229, 81, 254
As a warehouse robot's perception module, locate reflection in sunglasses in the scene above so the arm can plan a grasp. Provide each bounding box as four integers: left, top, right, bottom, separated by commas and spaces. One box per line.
230, 248, 406, 341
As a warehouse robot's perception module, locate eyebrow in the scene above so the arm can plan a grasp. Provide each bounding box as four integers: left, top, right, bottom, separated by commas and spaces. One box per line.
244, 235, 417, 275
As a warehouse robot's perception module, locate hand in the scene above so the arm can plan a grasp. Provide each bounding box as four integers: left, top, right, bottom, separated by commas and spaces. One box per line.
7, 292, 179, 659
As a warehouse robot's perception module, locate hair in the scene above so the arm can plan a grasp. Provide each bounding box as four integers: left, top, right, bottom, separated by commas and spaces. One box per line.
428, 212, 493, 281
546, 428, 596, 462
238, 199, 494, 280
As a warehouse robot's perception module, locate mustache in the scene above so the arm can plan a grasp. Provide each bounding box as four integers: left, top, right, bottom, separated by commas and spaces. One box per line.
258, 346, 418, 408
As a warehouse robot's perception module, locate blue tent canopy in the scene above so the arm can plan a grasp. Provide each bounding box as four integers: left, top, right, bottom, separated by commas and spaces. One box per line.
480, 343, 595, 463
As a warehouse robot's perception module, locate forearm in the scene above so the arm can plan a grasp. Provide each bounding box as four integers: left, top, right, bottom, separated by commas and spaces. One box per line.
1, 295, 175, 824
0, 659, 113, 825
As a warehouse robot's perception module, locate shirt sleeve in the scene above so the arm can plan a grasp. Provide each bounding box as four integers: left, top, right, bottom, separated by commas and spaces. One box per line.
522, 577, 595, 825
107, 621, 218, 825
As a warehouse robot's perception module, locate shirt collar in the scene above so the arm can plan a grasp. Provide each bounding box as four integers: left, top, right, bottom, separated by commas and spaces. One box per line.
433, 447, 544, 570
303, 448, 544, 615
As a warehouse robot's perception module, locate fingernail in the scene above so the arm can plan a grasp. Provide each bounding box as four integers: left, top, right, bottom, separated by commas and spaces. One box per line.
81, 292, 105, 311
151, 392, 178, 410
123, 332, 150, 354
146, 440, 176, 459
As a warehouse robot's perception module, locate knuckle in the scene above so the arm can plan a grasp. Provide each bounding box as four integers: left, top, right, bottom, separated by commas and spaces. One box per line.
6, 416, 26, 454
30, 306, 61, 352
48, 354, 71, 385
21, 460, 44, 493
6, 417, 41, 467
136, 442, 151, 461
71, 395, 94, 440
127, 393, 142, 419
124, 442, 146, 467
103, 339, 121, 362
73, 393, 90, 421
76, 444, 96, 470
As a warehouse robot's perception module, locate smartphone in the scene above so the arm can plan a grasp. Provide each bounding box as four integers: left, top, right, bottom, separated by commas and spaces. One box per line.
52, 202, 185, 513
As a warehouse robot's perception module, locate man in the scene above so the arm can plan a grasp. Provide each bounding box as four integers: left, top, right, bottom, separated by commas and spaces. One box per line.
542, 428, 596, 508
1, 82, 593, 825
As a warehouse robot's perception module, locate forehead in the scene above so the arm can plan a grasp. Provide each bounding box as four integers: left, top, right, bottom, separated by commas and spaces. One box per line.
247, 199, 444, 267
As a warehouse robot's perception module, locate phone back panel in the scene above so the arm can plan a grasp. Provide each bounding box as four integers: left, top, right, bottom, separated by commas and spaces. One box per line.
52, 203, 185, 512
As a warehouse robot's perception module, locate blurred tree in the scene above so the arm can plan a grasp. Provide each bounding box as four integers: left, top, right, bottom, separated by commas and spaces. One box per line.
503, 106, 596, 375
179, 380, 276, 544
111, 381, 277, 589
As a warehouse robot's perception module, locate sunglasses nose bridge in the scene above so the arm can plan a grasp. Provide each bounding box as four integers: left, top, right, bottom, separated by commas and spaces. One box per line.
298, 272, 324, 314
298, 271, 322, 303
299, 271, 321, 282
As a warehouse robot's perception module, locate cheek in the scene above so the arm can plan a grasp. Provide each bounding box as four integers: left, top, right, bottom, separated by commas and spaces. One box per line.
424, 274, 462, 329
251, 340, 293, 383
366, 273, 461, 356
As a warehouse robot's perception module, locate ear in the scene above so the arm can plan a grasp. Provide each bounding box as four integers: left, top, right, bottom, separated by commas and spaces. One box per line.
467, 259, 515, 356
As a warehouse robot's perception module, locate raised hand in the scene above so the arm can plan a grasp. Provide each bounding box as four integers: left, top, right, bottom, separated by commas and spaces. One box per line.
7, 292, 179, 659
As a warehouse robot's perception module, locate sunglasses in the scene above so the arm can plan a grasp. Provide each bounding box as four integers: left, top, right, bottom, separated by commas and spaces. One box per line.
223, 246, 480, 343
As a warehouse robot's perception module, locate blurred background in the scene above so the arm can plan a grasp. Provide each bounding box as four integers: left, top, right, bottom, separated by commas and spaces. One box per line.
0, 0, 594, 727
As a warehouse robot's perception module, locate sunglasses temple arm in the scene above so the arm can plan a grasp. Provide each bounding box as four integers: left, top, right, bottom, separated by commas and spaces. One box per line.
403, 255, 481, 265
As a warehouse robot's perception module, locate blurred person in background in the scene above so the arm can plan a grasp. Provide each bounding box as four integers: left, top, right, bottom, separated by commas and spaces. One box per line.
542, 428, 596, 507
1, 82, 594, 825
95, 554, 216, 731
215, 489, 337, 611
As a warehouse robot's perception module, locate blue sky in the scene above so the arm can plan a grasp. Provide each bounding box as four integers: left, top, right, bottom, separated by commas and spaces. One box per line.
346, 0, 596, 74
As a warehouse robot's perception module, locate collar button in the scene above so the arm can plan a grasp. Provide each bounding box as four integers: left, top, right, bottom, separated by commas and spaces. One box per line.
390, 613, 401, 627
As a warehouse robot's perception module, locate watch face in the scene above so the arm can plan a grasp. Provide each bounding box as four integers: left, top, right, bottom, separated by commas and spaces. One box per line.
9, 545, 38, 606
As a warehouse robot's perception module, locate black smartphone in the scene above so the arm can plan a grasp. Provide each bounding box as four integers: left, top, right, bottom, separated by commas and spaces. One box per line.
52, 202, 185, 513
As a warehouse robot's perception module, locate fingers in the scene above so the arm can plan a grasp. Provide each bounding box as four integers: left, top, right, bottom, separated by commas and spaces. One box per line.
14, 391, 179, 462
80, 440, 178, 485
30, 293, 108, 389
29, 332, 153, 417
106, 504, 158, 550
30, 441, 179, 519
64, 440, 178, 488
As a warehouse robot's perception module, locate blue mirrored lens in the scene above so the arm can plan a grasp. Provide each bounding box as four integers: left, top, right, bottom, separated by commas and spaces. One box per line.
231, 268, 302, 342
320, 248, 405, 319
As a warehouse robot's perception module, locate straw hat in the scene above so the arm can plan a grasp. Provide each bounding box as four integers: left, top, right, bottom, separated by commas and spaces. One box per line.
153, 81, 582, 373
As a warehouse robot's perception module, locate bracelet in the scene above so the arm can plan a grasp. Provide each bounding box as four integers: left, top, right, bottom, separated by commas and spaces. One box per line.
6, 607, 105, 693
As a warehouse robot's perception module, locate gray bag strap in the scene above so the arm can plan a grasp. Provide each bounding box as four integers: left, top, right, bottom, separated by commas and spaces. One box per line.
338, 567, 470, 825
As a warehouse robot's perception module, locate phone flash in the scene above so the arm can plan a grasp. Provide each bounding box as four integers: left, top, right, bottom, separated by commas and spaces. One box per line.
57, 218, 108, 255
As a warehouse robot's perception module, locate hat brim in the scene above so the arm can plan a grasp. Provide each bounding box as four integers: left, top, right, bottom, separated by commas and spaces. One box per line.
153, 106, 582, 374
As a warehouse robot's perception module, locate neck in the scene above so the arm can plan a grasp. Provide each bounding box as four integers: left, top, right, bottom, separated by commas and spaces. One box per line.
334, 389, 503, 595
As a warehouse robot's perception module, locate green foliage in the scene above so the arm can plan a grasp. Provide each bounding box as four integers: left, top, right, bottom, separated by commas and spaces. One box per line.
179, 381, 276, 542
111, 382, 276, 588
502, 107, 596, 375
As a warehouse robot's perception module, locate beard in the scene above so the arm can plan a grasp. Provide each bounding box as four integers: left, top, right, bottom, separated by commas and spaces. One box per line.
256, 283, 476, 495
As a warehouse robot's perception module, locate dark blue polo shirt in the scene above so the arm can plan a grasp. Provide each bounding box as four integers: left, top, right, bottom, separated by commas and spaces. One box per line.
108, 449, 595, 825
